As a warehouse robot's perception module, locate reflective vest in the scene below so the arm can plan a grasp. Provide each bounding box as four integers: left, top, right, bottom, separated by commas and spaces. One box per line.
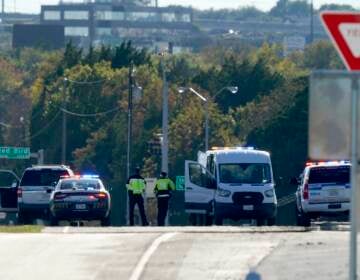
127, 178, 146, 195
154, 178, 175, 197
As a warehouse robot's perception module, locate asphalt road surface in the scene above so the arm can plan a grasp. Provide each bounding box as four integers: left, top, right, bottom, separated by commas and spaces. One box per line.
0, 226, 354, 280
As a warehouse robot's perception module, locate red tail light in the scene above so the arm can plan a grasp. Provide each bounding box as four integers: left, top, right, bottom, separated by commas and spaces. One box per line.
54, 193, 67, 200
17, 187, 22, 198
303, 181, 309, 200
94, 192, 107, 199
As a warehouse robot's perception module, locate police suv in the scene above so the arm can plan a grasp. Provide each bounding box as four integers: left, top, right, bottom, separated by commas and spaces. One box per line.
185, 147, 277, 226
294, 161, 350, 226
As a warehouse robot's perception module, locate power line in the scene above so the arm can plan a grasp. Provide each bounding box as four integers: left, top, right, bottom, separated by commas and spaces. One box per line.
23, 110, 62, 141
60, 107, 120, 117
65, 77, 108, 85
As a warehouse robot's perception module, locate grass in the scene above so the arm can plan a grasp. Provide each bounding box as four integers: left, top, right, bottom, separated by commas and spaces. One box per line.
0, 225, 43, 233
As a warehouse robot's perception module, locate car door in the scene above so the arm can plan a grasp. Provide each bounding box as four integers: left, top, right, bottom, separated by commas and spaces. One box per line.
0, 169, 19, 209
184, 160, 216, 214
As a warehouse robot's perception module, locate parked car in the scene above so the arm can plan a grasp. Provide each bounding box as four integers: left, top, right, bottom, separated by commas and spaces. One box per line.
49, 175, 111, 226
293, 161, 350, 227
18, 165, 74, 224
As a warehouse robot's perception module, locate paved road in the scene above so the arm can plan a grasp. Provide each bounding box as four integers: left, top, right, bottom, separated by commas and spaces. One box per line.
0, 226, 354, 280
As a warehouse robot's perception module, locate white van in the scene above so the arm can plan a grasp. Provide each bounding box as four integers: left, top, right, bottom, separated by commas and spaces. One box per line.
185, 147, 277, 225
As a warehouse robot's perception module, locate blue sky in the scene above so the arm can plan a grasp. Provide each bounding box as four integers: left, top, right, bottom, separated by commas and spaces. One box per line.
6, 0, 360, 14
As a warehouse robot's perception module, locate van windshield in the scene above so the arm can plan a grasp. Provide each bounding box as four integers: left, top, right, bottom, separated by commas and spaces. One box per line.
20, 169, 69, 187
219, 163, 271, 184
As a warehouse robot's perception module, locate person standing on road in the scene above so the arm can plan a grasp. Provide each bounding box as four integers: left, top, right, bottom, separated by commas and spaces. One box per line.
126, 167, 149, 226
154, 171, 175, 226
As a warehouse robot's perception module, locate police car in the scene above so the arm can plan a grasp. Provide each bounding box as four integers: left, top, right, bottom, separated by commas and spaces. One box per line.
294, 161, 350, 226
49, 175, 111, 226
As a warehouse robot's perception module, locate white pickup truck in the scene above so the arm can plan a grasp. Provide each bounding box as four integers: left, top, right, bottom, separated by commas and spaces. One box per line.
184, 147, 278, 225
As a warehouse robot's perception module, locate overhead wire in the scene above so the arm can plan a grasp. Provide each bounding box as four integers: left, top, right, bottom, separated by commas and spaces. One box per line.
23, 110, 62, 141
60, 107, 121, 117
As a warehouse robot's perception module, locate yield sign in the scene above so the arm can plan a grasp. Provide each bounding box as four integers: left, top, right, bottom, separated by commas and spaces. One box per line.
321, 11, 360, 71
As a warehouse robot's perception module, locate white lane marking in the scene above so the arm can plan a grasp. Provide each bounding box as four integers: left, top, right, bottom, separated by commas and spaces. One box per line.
63, 226, 70, 233
129, 232, 177, 280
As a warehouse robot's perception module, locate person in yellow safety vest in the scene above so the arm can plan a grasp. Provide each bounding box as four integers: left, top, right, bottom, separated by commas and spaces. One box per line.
154, 171, 175, 226
126, 167, 148, 226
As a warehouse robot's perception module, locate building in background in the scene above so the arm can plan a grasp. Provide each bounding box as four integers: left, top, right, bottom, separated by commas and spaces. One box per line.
13, 24, 64, 49
41, 0, 198, 50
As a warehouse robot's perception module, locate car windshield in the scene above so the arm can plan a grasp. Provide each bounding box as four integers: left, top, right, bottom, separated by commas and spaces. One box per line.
20, 169, 69, 187
60, 179, 101, 190
219, 163, 271, 184
309, 166, 350, 184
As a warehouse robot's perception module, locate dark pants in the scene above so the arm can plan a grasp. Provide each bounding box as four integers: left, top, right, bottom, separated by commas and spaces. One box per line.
157, 197, 169, 226
128, 192, 148, 226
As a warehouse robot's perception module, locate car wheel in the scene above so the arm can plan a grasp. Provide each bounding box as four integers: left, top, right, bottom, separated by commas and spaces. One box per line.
101, 216, 111, 227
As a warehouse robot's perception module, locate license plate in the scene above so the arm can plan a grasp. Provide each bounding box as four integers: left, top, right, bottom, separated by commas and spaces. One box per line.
243, 205, 254, 211
75, 204, 86, 210
0, 212, 6, 219
328, 204, 341, 209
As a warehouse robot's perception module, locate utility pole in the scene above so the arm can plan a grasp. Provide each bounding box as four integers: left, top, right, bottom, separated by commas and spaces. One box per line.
161, 56, 168, 174
61, 78, 67, 165
126, 62, 134, 179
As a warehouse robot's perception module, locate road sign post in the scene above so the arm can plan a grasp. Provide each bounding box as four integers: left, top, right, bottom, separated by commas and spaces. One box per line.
320, 11, 360, 280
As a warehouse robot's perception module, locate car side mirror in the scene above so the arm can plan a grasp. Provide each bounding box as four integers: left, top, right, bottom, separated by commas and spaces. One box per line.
290, 177, 299, 185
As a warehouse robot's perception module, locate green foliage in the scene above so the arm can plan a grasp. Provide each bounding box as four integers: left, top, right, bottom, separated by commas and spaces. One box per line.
270, 0, 310, 18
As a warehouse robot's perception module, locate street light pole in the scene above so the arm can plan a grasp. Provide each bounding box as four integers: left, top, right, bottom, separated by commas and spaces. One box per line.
160, 56, 169, 174
180, 86, 238, 151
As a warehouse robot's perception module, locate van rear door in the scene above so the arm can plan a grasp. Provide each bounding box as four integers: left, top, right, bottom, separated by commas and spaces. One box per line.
184, 161, 216, 214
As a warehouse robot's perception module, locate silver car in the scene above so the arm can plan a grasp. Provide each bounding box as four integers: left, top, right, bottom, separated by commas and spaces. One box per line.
17, 165, 74, 224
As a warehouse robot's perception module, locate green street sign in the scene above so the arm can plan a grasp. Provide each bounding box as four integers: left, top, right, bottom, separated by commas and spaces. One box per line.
176, 176, 185, 191
0, 147, 30, 159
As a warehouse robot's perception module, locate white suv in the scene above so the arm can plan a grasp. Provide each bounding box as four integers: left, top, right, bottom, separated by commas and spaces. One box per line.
294, 161, 350, 227
18, 165, 74, 224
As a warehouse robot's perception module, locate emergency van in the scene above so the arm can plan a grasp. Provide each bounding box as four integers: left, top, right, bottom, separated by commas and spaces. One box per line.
184, 147, 277, 225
